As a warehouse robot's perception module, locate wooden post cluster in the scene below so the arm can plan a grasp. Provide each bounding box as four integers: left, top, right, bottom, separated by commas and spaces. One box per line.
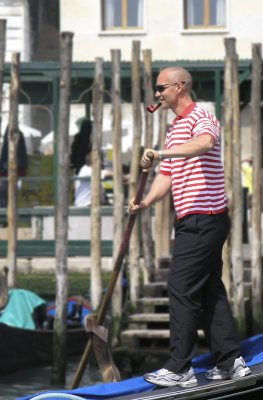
1, 27, 262, 352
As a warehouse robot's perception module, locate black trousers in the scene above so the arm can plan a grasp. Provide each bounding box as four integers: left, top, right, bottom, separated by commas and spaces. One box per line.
164, 211, 241, 373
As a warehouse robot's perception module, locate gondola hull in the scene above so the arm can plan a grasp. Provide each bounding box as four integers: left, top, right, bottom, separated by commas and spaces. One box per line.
110, 363, 263, 400
0, 322, 88, 374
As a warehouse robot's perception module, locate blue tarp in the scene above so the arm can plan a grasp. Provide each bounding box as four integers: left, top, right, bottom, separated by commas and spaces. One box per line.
0, 289, 46, 330
17, 334, 263, 400
0, 289, 91, 330
46, 297, 91, 328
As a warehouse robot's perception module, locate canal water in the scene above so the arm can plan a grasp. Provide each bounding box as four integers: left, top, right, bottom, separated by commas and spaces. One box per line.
0, 357, 104, 400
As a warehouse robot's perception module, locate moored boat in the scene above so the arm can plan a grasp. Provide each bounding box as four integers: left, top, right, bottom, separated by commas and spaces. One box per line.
0, 288, 91, 374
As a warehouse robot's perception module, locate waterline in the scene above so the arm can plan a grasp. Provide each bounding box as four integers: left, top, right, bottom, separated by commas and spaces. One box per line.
0, 358, 103, 400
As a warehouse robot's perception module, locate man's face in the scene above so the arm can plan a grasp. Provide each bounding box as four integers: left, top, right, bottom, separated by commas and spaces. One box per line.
155, 71, 182, 110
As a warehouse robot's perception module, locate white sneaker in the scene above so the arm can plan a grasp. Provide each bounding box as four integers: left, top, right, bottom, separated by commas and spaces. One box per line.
205, 356, 251, 381
229, 356, 251, 379
205, 366, 229, 380
143, 367, 198, 388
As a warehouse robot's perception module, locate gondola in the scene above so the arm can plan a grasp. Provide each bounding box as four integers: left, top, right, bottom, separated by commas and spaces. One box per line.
0, 288, 91, 375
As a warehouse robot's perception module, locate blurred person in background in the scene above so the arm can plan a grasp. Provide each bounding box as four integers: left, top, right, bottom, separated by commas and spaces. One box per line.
0, 125, 27, 209
74, 153, 113, 206
70, 118, 92, 175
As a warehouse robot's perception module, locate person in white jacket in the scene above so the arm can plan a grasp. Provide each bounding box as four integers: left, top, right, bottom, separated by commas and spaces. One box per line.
74, 153, 113, 207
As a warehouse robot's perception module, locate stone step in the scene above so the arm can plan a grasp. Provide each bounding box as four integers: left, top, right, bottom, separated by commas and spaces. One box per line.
121, 329, 170, 340
153, 268, 169, 282
137, 296, 169, 305
121, 328, 205, 347
137, 293, 251, 314
136, 296, 169, 313
129, 313, 170, 322
143, 281, 252, 299
143, 282, 168, 297
128, 313, 170, 330
157, 257, 172, 269
144, 281, 167, 288
153, 266, 252, 284
121, 329, 170, 347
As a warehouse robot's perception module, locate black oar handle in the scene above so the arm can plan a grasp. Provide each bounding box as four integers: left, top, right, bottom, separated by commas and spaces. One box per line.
134, 151, 154, 205
119, 151, 154, 256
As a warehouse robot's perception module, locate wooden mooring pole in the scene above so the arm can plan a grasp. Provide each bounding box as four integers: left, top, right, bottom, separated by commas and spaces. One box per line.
251, 43, 263, 333
129, 40, 142, 304
155, 108, 170, 266
91, 57, 104, 310
224, 38, 246, 337
231, 38, 246, 337
7, 52, 20, 288
0, 19, 6, 139
142, 49, 154, 284
52, 31, 74, 384
111, 48, 124, 340
222, 38, 234, 298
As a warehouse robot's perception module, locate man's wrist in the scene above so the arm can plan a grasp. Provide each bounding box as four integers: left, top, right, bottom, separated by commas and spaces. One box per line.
157, 150, 164, 161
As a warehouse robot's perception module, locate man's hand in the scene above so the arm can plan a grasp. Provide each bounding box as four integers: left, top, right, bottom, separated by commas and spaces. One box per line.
127, 196, 146, 215
141, 149, 159, 169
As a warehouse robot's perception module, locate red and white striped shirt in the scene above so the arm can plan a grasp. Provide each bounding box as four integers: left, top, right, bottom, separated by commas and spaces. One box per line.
160, 102, 227, 219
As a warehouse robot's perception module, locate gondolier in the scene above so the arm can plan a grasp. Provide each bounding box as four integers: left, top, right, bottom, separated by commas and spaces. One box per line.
128, 66, 250, 388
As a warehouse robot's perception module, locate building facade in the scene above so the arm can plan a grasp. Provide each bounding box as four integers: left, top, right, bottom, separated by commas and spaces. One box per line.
61, 0, 263, 62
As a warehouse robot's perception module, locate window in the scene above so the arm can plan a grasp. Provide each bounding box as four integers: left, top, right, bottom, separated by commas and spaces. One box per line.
184, 0, 226, 29
102, 0, 143, 30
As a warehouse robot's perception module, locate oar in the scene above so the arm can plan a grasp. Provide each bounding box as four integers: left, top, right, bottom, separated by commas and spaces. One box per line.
70, 151, 154, 389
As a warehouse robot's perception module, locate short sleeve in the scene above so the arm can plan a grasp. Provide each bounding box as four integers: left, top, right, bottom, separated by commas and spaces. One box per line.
192, 117, 220, 144
159, 158, 171, 175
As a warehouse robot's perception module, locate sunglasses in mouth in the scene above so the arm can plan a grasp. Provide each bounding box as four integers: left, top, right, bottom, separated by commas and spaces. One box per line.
156, 81, 186, 93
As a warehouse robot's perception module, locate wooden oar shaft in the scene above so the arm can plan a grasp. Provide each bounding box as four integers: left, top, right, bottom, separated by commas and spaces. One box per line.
70, 153, 153, 390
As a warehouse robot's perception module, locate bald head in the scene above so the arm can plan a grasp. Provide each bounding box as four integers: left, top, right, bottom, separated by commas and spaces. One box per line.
159, 67, 192, 93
